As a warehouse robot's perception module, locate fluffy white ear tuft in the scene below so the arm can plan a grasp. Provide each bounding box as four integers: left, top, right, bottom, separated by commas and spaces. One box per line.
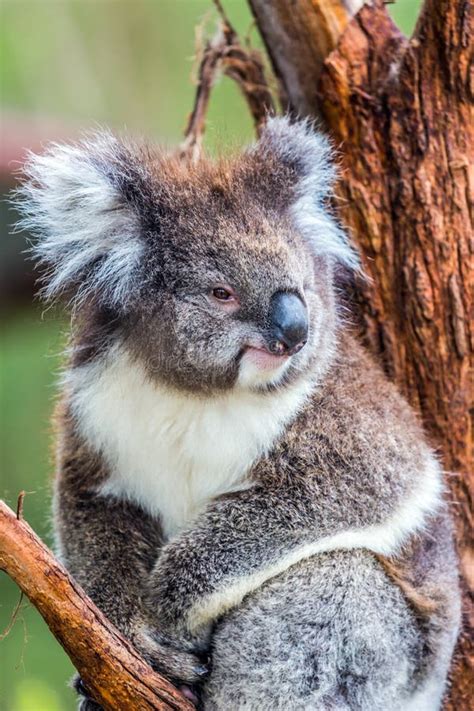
257, 116, 360, 270
13, 133, 145, 307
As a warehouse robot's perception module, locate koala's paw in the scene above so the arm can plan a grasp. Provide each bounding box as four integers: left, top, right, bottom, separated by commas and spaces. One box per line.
134, 625, 210, 687
72, 628, 209, 708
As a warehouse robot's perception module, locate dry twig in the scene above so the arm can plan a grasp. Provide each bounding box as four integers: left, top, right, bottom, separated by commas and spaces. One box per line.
180, 0, 274, 161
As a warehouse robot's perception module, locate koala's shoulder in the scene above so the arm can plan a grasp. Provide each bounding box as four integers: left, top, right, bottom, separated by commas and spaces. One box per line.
308, 332, 419, 434
273, 332, 428, 476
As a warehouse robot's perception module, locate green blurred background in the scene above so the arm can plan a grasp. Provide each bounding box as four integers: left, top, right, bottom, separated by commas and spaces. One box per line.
0, 2, 420, 709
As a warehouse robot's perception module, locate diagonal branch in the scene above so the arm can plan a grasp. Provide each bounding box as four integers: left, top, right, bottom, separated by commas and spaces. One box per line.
0, 498, 194, 711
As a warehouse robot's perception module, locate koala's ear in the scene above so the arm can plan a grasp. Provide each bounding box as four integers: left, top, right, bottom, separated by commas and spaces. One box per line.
14, 133, 151, 308
249, 116, 360, 271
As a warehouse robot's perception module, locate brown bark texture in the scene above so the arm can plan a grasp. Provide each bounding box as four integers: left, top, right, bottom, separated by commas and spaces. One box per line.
0, 498, 194, 711
249, 0, 473, 708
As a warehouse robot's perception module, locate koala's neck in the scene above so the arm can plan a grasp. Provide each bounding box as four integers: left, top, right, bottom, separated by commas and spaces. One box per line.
68, 345, 315, 539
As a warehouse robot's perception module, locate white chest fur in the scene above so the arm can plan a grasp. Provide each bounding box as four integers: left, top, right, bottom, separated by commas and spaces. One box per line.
69, 348, 312, 539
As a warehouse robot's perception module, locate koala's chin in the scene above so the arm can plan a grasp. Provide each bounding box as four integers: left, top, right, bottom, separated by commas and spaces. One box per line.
237, 347, 293, 389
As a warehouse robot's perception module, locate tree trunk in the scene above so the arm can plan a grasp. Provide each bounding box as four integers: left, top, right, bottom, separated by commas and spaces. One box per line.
248, 0, 473, 708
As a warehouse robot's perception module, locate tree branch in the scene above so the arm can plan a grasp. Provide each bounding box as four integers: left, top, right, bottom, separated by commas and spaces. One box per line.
0, 498, 194, 711
180, 29, 227, 162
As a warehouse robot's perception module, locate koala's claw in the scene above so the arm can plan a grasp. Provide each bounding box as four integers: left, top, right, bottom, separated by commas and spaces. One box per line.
193, 663, 210, 678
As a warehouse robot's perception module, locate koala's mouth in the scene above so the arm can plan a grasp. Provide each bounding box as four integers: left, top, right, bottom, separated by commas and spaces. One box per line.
242, 346, 290, 371
237, 344, 295, 389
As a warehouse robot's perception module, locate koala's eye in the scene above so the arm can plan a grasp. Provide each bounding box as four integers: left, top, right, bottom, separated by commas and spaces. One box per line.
210, 285, 240, 311
212, 287, 234, 301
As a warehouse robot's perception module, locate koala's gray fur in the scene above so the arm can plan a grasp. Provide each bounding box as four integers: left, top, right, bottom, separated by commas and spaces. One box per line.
16, 117, 460, 710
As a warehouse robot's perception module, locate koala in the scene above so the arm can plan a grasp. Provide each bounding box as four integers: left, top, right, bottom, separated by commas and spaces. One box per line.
17, 117, 460, 711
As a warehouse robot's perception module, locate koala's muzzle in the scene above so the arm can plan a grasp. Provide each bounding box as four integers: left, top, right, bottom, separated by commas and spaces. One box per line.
267, 291, 308, 356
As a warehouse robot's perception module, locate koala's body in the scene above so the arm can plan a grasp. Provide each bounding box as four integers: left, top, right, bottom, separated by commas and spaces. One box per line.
18, 118, 460, 711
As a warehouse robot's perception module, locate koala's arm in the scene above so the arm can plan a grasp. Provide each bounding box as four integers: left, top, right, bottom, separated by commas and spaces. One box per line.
148, 390, 442, 644
55, 467, 209, 684
148, 481, 321, 641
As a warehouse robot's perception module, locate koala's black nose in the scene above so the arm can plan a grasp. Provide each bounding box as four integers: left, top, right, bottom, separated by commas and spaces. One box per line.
268, 291, 308, 355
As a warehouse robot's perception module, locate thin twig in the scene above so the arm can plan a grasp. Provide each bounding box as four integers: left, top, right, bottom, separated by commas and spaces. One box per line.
0, 590, 25, 640
180, 1, 274, 162
16, 490, 25, 520
180, 30, 226, 162
212, 0, 230, 24
222, 43, 274, 134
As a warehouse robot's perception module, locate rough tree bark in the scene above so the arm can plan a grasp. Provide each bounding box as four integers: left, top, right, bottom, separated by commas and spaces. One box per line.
249, 0, 473, 708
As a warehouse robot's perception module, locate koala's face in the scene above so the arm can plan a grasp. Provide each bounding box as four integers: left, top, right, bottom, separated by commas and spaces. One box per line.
128, 207, 328, 392
18, 117, 358, 394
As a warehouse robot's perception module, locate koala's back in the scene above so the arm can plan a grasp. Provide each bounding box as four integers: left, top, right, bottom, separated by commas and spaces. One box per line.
204, 516, 460, 711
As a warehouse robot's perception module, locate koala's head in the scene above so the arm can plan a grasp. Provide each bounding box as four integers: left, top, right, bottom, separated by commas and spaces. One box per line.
16, 117, 358, 394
